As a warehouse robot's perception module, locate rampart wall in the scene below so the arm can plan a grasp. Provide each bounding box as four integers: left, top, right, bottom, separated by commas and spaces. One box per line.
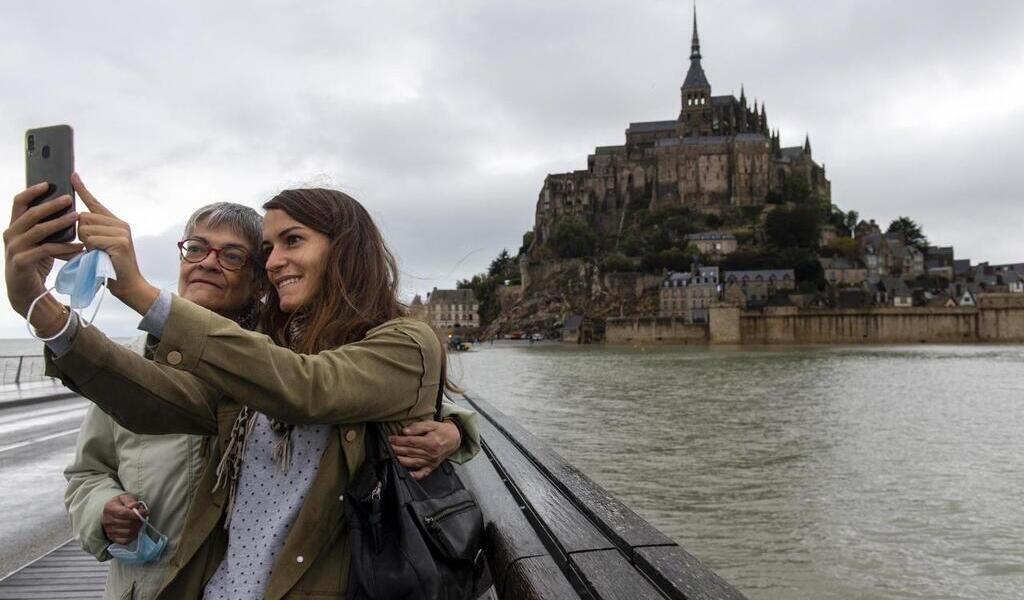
605, 317, 708, 344
603, 295, 1024, 344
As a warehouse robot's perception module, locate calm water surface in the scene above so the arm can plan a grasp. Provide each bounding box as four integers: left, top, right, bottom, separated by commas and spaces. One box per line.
452, 342, 1024, 600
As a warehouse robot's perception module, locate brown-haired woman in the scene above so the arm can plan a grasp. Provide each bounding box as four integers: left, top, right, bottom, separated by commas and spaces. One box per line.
7, 182, 480, 599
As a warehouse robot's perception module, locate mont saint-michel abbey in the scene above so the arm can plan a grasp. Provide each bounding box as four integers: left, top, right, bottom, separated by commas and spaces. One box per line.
532, 12, 831, 246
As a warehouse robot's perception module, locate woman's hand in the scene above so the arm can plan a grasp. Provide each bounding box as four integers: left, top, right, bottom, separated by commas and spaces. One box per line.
73, 174, 159, 315
101, 493, 148, 545
389, 419, 462, 480
4, 184, 83, 328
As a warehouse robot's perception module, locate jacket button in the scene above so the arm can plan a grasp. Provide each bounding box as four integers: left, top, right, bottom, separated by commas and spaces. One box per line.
344, 429, 357, 442
167, 351, 183, 365
296, 555, 304, 563
339, 494, 344, 501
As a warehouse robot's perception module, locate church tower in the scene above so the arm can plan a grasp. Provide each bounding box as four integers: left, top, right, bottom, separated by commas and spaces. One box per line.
679, 7, 711, 136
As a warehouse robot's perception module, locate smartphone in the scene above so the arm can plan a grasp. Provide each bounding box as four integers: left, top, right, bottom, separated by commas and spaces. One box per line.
25, 124, 76, 243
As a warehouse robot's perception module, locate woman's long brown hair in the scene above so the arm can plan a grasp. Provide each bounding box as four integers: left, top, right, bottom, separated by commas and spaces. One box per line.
260, 188, 405, 354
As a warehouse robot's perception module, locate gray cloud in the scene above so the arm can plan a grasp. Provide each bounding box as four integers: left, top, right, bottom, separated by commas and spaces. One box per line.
2, 0, 1022, 337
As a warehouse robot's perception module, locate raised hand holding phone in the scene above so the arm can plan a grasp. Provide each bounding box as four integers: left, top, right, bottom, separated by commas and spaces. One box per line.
4, 183, 83, 333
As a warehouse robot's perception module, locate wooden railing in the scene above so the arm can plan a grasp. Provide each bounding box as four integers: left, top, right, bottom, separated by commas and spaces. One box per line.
458, 393, 749, 600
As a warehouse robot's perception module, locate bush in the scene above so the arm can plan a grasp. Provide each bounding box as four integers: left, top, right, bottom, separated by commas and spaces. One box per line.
600, 253, 635, 273
548, 217, 597, 258
517, 230, 534, 256
640, 246, 694, 273
782, 174, 811, 205
825, 237, 859, 260
764, 206, 822, 249
740, 205, 763, 224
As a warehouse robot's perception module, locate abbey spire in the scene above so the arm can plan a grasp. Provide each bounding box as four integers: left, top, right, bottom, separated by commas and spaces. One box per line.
680, 5, 711, 123
681, 6, 710, 92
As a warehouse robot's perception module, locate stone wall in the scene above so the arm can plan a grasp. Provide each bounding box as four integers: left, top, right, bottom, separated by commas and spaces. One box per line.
605, 317, 708, 344
725, 294, 1024, 344
977, 294, 1024, 341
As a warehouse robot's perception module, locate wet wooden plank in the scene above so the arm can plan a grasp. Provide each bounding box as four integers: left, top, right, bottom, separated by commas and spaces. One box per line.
465, 393, 675, 555
570, 549, 665, 600
634, 546, 748, 600
473, 410, 679, 600
475, 415, 615, 557
457, 433, 580, 599
502, 556, 581, 600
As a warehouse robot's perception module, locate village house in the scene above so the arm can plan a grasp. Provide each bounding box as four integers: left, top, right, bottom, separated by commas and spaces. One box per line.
660, 265, 719, 323
425, 288, 480, 330
924, 246, 955, 280
818, 257, 867, 287
721, 269, 795, 308
684, 232, 737, 257
860, 233, 923, 282
1000, 271, 1024, 293
874, 277, 913, 308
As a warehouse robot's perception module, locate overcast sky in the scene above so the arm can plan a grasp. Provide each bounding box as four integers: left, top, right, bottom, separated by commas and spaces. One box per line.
2, 0, 1022, 338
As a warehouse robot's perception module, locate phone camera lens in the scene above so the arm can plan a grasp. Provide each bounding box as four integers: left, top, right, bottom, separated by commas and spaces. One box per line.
41, 145, 50, 159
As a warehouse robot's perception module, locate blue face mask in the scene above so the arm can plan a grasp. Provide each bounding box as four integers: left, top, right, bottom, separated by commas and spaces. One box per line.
26, 249, 117, 341
54, 249, 116, 309
107, 506, 168, 565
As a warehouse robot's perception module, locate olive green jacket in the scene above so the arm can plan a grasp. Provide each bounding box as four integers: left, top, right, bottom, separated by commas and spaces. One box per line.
47, 296, 479, 600
62, 341, 480, 600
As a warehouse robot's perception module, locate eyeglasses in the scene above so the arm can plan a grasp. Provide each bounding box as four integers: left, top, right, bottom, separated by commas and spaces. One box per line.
177, 239, 252, 271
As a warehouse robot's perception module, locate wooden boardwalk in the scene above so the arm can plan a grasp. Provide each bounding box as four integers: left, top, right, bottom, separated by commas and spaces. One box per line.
0, 541, 107, 599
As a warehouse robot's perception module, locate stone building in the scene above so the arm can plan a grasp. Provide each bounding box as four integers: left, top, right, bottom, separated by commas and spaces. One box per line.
660, 265, 719, 323
860, 233, 924, 283
818, 257, 867, 287
721, 269, 795, 307
425, 288, 479, 330
529, 10, 830, 252
684, 231, 737, 257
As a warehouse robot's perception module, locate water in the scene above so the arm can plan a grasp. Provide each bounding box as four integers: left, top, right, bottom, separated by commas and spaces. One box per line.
452, 342, 1024, 600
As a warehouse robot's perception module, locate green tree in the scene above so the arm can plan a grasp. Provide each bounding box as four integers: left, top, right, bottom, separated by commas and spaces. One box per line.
600, 253, 635, 273
547, 217, 597, 258
457, 274, 500, 325
782, 174, 811, 205
824, 237, 860, 260
764, 206, 822, 249
845, 210, 859, 234
488, 249, 514, 278
517, 230, 534, 256
886, 216, 928, 250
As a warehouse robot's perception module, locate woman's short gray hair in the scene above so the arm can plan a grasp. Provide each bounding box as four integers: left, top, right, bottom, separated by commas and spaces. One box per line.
182, 202, 263, 253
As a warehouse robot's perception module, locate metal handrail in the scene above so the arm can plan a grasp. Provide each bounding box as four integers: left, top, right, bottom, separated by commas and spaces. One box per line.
0, 354, 55, 386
